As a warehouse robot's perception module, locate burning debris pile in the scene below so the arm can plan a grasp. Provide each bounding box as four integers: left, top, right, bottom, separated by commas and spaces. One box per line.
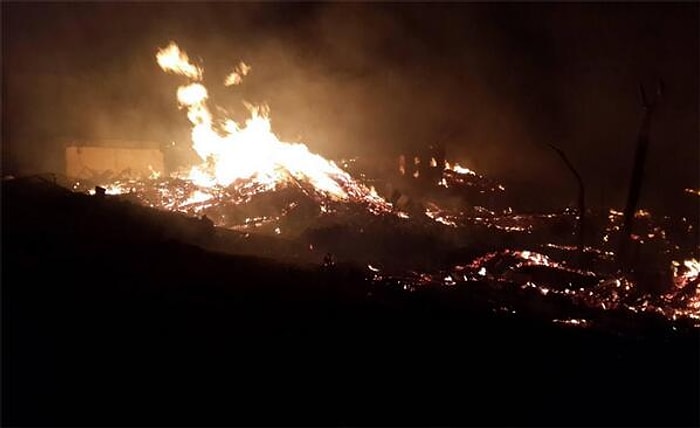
365, 203, 699, 327
369, 248, 699, 329
68, 41, 699, 329
72, 42, 510, 235
74, 174, 391, 236
71, 41, 399, 235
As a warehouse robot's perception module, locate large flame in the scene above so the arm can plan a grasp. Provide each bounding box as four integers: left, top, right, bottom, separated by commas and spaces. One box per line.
156, 41, 384, 204
156, 43, 203, 81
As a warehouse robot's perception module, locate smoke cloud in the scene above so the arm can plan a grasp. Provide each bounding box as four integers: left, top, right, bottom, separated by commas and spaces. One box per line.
3, 2, 697, 214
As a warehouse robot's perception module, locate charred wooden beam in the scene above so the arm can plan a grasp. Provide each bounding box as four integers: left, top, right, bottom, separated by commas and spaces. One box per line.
618, 79, 664, 266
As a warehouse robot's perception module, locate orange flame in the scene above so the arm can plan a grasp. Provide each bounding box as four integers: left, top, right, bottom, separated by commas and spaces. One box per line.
156, 42, 389, 206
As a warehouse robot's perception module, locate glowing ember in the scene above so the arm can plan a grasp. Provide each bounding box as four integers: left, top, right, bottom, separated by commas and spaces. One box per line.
88, 183, 132, 196
553, 318, 589, 326
513, 250, 558, 268
450, 163, 477, 176
424, 206, 458, 227
182, 190, 214, 208
672, 258, 700, 289
635, 209, 651, 219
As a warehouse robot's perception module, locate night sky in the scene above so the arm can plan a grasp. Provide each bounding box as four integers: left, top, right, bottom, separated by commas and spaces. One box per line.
2, 2, 698, 213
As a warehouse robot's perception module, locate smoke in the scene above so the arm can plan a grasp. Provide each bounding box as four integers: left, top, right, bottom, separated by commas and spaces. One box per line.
3, 2, 698, 215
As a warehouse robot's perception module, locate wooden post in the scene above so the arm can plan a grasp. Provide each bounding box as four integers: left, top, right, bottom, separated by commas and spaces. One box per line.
546, 143, 586, 259
618, 80, 663, 266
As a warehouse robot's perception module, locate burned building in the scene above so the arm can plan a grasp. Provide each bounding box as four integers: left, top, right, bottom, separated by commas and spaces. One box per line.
65, 141, 165, 182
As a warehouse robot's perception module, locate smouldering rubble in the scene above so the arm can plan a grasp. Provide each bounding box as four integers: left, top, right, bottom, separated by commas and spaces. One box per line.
69, 41, 698, 330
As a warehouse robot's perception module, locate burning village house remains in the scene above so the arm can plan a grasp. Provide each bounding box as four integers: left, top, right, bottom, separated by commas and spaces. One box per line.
64, 41, 699, 330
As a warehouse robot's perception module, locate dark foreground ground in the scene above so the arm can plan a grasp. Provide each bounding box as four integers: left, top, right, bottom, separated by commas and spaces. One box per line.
3, 177, 699, 427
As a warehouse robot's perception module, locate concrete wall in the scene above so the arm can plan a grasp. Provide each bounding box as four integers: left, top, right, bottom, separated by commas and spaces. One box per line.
66, 146, 164, 180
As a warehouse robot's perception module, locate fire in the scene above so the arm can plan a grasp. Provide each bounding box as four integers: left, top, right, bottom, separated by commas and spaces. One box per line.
425, 203, 458, 227
514, 250, 558, 268
182, 189, 214, 207
88, 183, 130, 196
156, 42, 389, 206
224, 61, 251, 86
634, 209, 651, 219
673, 258, 700, 289
156, 42, 202, 80
553, 318, 589, 327
444, 161, 477, 176
451, 163, 477, 176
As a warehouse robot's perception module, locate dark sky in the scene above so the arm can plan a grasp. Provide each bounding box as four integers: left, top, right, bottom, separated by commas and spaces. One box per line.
2, 2, 698, 213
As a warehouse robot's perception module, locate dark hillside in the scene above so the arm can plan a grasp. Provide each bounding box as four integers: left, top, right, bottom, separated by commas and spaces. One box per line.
3, 177, 698, 426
